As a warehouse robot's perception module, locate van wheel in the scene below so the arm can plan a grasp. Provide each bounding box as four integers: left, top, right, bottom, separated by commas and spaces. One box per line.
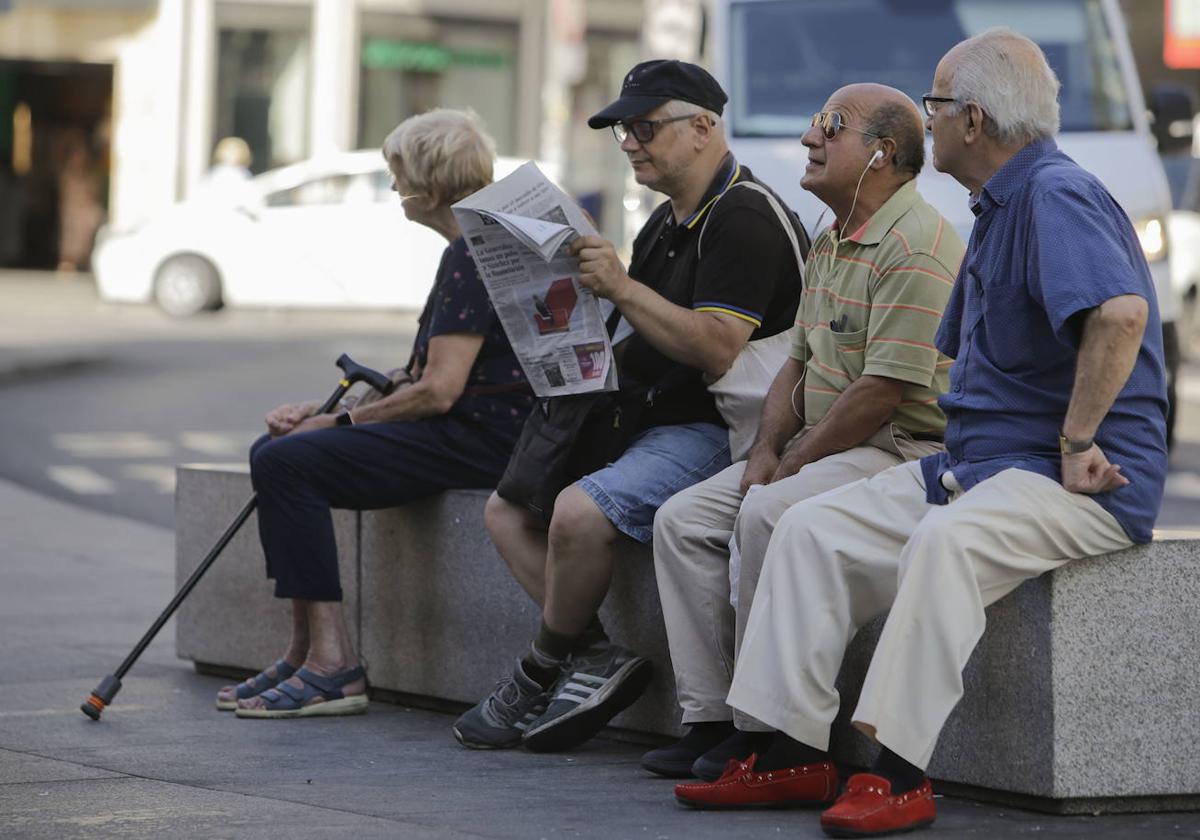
153, 254, 222, 317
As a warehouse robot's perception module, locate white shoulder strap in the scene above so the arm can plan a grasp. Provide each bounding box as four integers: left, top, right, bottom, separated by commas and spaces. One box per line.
697, 181, 806, 285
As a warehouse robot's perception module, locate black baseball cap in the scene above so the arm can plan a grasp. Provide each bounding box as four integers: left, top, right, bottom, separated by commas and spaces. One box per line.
587, 59, 728, 129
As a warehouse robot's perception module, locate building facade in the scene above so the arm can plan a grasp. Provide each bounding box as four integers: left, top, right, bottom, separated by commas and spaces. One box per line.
0, 0, 683, 268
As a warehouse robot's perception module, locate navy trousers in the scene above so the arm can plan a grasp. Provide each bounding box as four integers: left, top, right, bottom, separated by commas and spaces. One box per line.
250, 415, 514, 601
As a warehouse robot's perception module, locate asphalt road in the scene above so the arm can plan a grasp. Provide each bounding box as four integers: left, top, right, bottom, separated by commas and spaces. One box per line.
3, 271, 1200, 532
0, 273, 415, 528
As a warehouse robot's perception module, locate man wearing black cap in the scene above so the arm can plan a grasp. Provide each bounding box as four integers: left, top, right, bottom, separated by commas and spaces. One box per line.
453, 59, 806, 753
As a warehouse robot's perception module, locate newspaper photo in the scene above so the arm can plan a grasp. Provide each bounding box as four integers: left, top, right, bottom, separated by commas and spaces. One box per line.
453, 162, 618, 398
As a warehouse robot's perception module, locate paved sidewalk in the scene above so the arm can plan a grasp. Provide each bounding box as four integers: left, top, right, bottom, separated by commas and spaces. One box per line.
1, 477, 1198, 839
2, 270, 1198, 837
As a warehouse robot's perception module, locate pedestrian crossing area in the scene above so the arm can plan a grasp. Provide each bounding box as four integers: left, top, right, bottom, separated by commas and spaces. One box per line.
47, 431, 255, 496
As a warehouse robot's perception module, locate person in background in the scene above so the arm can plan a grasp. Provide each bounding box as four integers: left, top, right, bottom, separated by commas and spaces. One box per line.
56, 129, 104, 273
194, 136, 253, 204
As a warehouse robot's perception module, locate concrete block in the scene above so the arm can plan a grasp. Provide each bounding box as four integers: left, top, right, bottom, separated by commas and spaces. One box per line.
831, 539, 1200, 810
175, 466, 1200, 811
357, 490, 681, 736
174, 465, 360, 671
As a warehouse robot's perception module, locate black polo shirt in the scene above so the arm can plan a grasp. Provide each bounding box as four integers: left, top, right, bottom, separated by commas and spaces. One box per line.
618, 153, 806, 429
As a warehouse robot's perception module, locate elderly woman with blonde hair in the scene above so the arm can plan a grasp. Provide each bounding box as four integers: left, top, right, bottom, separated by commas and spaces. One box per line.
216, 109, 533, 718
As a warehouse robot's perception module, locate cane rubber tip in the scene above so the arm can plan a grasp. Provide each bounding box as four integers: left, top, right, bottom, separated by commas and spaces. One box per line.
80, 695, 105, 720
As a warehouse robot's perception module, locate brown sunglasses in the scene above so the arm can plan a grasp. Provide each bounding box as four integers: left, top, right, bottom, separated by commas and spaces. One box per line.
811, 111, 882, 140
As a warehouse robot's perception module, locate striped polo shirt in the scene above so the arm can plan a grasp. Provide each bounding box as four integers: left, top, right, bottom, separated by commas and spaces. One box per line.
789, 179, 965, 435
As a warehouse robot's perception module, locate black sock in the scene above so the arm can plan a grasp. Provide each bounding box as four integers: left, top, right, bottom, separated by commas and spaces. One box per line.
534, 616, 608, 658
870, 747, 925, 794
520, 623, 571, 690
709, 729, 774, 761
678, 720, 736, 749
534, 620, 577, 660
520, 647, 562, 690
522, 617, 609, 690
577, 615, 608, 651
755, 732, 828, 771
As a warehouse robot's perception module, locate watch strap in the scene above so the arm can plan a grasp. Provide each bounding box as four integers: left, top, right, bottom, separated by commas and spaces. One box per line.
1058, 432, 1093, 455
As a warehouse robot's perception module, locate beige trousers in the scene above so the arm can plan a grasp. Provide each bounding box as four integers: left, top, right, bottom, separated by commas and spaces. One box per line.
727, 461, 1131, 769
653, 428, 940, 728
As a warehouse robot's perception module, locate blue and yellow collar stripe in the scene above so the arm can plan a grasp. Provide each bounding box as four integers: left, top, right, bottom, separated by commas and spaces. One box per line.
683, 163, 742, 229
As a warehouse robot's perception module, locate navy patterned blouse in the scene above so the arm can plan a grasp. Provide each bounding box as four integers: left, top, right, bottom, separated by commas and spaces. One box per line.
410, 237, 533, 441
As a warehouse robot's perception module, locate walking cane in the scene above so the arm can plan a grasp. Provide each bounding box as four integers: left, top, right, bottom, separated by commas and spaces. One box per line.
80, 353, 395, 720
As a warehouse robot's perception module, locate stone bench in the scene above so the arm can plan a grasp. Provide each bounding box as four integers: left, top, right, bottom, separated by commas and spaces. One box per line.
175, 464, 1200, 814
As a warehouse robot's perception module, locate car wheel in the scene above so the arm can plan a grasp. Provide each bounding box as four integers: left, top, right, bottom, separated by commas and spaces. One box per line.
153, 254, 222, 317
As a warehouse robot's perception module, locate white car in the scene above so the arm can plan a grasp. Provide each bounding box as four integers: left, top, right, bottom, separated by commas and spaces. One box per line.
94, 152, 538, 317
1164, 153, 1200, 347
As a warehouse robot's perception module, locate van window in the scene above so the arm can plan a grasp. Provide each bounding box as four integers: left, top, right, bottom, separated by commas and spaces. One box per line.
728, 0, 1133, 137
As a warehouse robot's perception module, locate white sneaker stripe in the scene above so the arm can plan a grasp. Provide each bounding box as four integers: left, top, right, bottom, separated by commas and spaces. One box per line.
570, 672, 608, 686
560, 681, 599, 697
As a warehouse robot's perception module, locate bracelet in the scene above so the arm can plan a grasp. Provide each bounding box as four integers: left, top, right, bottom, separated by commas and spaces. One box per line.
335, 410, 355, 427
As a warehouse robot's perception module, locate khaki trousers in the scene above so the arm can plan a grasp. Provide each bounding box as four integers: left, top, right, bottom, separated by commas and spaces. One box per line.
727, 461, 1131, 769
653, 429, 940, 728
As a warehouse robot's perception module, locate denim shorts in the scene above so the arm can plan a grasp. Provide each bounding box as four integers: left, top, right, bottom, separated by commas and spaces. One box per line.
577, 422, 731, 543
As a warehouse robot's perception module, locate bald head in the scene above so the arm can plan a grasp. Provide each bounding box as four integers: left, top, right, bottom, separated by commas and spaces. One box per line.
938, 28, 1060, 146
860, 84, 926, 178
828, 84, 925, 179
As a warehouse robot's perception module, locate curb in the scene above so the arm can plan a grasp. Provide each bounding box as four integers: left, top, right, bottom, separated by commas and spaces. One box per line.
0, 351, 107, 384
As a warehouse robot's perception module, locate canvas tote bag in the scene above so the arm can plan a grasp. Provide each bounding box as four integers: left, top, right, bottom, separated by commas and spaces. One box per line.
698, 181, 808, 461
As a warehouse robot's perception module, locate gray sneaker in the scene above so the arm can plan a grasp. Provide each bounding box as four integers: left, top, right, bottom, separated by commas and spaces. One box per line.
522, 642, 652, 753
453, 659, 549, 749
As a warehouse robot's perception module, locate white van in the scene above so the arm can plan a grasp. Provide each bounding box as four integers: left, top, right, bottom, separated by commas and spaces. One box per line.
713, 0, 1184, 440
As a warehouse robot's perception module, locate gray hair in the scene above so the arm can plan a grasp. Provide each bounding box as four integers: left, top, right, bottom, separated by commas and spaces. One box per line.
381, 108, 495, 205
865, 102, 925, 178
945, 28, 1060, 146
657, 98, 722, 130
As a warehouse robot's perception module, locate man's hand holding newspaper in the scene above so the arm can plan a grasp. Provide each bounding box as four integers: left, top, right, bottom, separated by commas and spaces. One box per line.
569, 236, 634, 303
453, 163, 619, 398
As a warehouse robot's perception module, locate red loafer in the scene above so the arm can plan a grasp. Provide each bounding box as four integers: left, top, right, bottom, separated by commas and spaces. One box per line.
674, 753, 838, 809
819, 773, 936, 837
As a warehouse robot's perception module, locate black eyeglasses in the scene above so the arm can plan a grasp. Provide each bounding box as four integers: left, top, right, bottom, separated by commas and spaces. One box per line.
810, 111, 881, 140
922, 95, 958, 117
612, 114, 700, 144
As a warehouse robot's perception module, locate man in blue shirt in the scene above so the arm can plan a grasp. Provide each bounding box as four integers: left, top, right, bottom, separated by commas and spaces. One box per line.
696, 29, 1167, 837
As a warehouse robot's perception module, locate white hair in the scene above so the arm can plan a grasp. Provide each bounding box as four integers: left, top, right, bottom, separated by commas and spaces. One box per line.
657, 98, 722, 129
381, 108, 495, 205
945, 28, 1060, 146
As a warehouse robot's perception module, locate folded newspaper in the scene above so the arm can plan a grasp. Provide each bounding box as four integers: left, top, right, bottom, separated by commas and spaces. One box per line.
453, 162, 618, 398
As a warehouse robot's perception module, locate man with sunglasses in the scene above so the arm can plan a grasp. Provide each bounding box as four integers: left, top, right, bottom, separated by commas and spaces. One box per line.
710, 30, 1167, 838
655, 84, 964, 788
457, 59, 804, 753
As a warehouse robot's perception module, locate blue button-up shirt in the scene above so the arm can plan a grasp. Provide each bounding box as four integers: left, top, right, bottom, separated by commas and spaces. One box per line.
920, 138, 1167, 543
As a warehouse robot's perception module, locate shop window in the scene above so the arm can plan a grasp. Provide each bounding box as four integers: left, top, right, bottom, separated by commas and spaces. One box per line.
214, 27, 310, 174
357, 19, 518, 154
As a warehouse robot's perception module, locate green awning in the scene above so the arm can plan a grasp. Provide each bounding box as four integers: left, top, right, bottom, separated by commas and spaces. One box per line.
361, 39, 509, 72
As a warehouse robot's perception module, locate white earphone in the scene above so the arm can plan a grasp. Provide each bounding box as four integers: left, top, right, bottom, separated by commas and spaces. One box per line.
832, 147, 885, 265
